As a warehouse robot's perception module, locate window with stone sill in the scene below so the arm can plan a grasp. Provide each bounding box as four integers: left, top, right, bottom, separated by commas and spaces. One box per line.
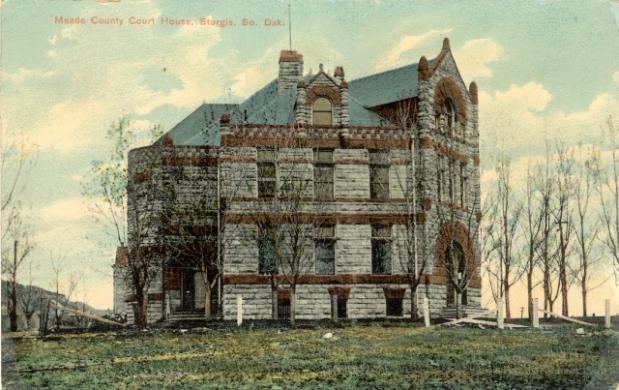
315, 224, 335, 275
369, 150, 390, 200
371, 224, 392, 274
314, 149, 334, 201
257, 149, 277, 198
312, 97, 333, 126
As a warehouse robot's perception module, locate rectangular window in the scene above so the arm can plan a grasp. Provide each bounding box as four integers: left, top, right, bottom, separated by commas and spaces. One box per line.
314, 149, 334, 201
277, 290, 291, 319
460, 163, 467, 207
386, 298, 403, 316
257, 149, 277, 198
315, 224, 335, 275
448, 158, 454, 203
371, 225, 392, 274
369, 150, 390, 199
258, 225, 277, 274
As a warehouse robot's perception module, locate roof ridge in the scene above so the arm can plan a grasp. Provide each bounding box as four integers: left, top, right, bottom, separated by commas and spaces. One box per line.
349, 59, 432, 84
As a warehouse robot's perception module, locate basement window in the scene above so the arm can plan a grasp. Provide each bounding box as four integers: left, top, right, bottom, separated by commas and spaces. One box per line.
277, 289, 291, 320
337, 296, 348, 319
386, 298, 403, 316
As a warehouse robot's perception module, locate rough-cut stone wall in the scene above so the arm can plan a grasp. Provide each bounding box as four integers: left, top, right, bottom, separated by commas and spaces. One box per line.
223, 224, 258, 274
278, 148, 314, 197
336, 224, 372, 274
334, 149, 369, 198
220, 147, 257, 198
222, 283, 470, 320
119, 45, 482, 325
416, 48, 481, 283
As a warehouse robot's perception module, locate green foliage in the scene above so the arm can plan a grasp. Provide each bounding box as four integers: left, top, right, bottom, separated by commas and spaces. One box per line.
2, 327, 617, 388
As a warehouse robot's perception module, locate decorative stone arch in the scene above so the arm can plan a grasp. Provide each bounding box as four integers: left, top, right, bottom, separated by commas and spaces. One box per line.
433, 77, 468, 124
306, 85, 341, 105
434, 220, 476, 278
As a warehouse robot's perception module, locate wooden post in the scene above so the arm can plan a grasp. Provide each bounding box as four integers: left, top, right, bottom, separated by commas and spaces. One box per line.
605, 299, 611, 329
497, 298, 504, 330
423, 296, 430, 328
532, 298, 539, 329
236, 294, 243, 327
331, 294, 338, 323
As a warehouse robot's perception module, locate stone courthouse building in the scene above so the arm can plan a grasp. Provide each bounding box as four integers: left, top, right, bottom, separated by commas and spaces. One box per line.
113, 37, 482, 324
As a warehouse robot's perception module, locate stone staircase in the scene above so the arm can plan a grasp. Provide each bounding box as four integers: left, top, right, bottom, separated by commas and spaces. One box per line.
158, 311, 212, 328
440, 305, 496, 320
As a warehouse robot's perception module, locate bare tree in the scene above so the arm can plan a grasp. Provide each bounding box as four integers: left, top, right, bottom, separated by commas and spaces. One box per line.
163, 144, 253, 319
82, 117, 163, 327
391, 99, 429, 320
19, 257, 40, 330
49, 255, 79, 330
571, 145, 605, 317
553, 143, 575, 317
434, 162, 481, 319
484, 155, 524, 319
251, 135, 319, 326
2, 215, 33, 331
534, 147, 561, 317
126, 147, 173, 327
520, 166, 544, 319
597, 115, 619, 278
1, 137, 36, 332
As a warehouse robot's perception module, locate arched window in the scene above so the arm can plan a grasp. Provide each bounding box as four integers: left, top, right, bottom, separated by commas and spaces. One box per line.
312, 97, 333, 126
445, 97, 456, 132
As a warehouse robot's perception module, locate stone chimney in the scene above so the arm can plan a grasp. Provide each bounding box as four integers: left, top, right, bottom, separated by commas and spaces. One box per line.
278, 50, 303, 93
334, 66, 345, 84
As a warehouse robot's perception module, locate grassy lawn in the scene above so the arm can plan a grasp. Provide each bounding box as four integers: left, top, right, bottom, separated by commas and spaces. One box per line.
2, 325, 618, 389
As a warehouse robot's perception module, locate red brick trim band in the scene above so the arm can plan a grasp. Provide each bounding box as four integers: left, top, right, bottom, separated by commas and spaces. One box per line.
224, 212, 426, 225
223, 273, 481, 288
327, 286, 351, 298
222, 135, 409, 150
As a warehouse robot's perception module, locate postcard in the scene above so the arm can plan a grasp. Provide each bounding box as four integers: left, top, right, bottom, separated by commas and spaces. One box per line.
1, 0, 618, 388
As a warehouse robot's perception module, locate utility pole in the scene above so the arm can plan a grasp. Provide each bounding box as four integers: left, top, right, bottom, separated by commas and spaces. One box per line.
288, 0, 292, 50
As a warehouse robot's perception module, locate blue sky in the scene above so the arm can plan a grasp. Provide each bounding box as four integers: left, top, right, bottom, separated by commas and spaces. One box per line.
1, 0, 618, 311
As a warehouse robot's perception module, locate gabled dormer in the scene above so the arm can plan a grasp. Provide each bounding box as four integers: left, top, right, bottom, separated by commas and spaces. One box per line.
295, 64, 350, 127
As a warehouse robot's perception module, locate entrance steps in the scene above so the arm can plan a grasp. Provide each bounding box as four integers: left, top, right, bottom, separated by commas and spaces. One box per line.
158, 311, 213, 328
440, 305, 496, 320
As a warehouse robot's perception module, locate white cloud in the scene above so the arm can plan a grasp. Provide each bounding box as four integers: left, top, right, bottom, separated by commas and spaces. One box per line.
453, 38, 504, 81
2, 67, 55, 85
37, 197, 88, 224
230, 45, 281, 98
28, 98, 111, 152
479, 81, 619, 163
374, 29, 452, 71
613, 70, 619, 86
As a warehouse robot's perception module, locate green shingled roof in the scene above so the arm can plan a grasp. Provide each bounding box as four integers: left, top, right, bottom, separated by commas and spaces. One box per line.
155, 103, 237, 145
348, 62, 420, 108
157, 61, 425, 146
